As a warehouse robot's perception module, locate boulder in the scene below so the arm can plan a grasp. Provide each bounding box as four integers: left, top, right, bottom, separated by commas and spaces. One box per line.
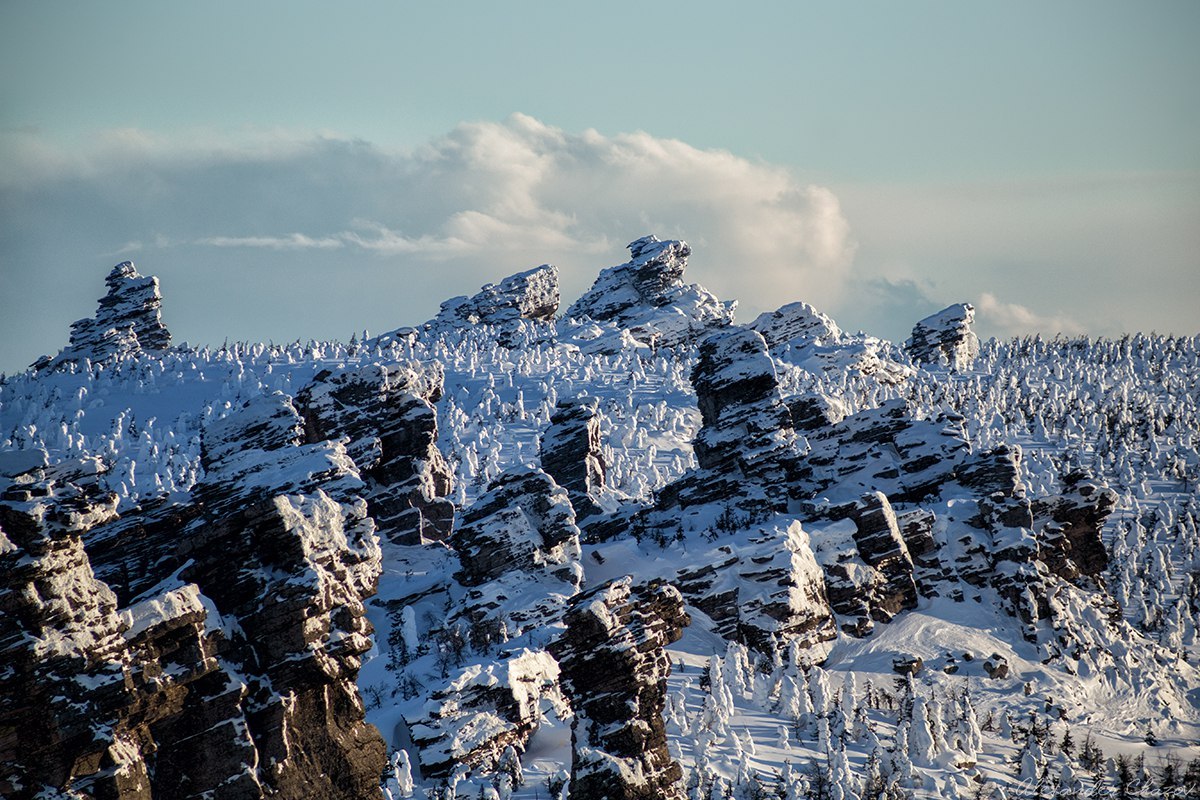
907, 303, 979, 371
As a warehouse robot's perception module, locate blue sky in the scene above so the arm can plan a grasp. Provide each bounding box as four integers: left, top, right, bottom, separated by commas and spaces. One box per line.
2, 1, 1197, 373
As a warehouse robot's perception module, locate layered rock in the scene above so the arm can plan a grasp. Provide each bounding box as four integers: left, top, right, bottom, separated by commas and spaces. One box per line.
174, 392, 387, 799
549, 578, 689, 800
407, 649, 566, 780
1032, 470, 1116, 581
749, 301, 910, 383
452, 468, 583, 644
296, 362, 455, 545
0, 457, 132, 798
674, 520, 837, 656
661, 327, 801, 517
431, 264, 560, 343
565, 236, 734, 350
539, 396, 607, 521
906, 303, 979, 371
37, 261, 171, 369
405, 469, 582, 780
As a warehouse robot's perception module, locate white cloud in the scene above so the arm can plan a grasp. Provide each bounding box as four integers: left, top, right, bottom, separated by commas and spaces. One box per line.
2, 114, 856, 317
975, 292, 1084, 338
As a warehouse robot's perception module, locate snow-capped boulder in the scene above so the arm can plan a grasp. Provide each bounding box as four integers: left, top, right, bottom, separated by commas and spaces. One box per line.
430, 263, 560, 344
674, 520, 837, 656
36, 261, 171, 369
549, 577, 689, 800
906, 303, 980, 371
407, 648, 566, 780
663, 327, 800, 516
297, 362, 455, 545
539, 396, 607, 522
749, 300, 911, 383
565, 236, 735, 350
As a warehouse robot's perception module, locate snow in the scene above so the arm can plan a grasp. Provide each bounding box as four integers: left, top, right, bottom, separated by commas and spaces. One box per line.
3, 247, 1200, 799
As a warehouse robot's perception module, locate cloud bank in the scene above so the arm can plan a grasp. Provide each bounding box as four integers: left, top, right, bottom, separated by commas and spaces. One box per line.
2, 115, 1195, 373
0, 115, 861, 371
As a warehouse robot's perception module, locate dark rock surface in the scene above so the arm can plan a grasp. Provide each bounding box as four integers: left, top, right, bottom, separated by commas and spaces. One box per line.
550, 577, 689, 800
540, 396, 607, 521
296, 362, 455, 545
0, 395, 389, 800
906, 303, 979, 371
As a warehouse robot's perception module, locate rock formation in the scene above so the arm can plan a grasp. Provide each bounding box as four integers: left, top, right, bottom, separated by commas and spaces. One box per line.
407, 649, 566, 781
674, 521, 837, 656
0, 393, 389, 800
296, 362, 455, 545
907, 303, 980, 371
549, 578, 689, 800
431, 264, 560, 343
749, 301, 911, 383
403, 469, 582, 780
662, 327, 801, 517
540, 396, 607, 521
565, 236, 734, 350
36, 261, 171, 370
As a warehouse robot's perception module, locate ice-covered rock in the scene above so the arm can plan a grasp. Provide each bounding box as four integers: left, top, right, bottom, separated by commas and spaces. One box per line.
749, 300, 911, 383
907, 303, 979, 371
407, 648, 565, 780
565, 236, 735, 350
549, 577, 689, 800
430, 263, 560, 344
539, 396, 607, 521
674, 520, 837, 656
36, 261, 171, 369
297, 362, 455, 544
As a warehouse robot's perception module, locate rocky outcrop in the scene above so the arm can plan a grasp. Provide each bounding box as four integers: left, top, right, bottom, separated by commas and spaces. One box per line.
452, 468, 583, 645
540, 396, 607, 521
0, 457, 134, 798
907, 303, 979, 371
37, 261, 171, 369
565, 236, 734, 350
844, 493, 919, 619
1032, 470, 1116, 581
0, 394, 390, 800
407, 649, 565, 780
176, 392, 388, 799
296, 362, 455, 545
750, 301, 911, 383
403, 469, 582, 780
549, 578, 689, 800
799, 400, 969, 506
674, 521, 837, 656
661, 327, 801, 517
431, 264, 560, 342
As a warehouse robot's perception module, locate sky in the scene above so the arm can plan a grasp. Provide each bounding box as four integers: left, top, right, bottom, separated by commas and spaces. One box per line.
1, 1, 1197, 374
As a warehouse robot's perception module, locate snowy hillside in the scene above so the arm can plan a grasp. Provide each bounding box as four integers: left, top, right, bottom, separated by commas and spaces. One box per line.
2, 237, 1198, 800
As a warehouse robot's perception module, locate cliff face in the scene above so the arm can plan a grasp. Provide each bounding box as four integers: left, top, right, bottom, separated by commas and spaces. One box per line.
0, 396, 388, 800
